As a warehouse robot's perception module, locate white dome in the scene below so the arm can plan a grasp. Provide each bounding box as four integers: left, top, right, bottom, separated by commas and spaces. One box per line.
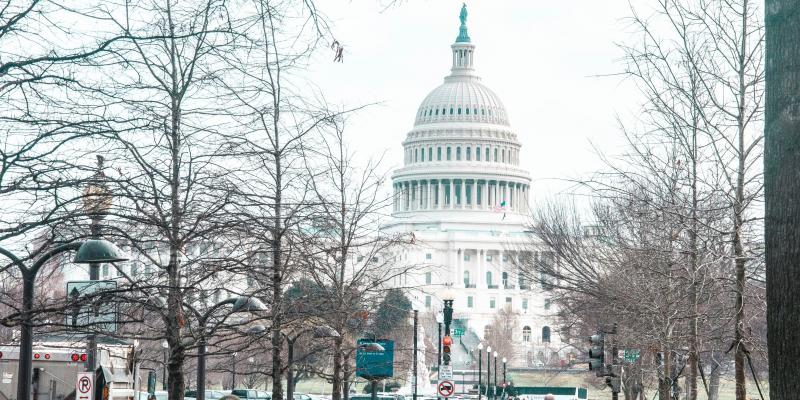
414, 77, 510, 126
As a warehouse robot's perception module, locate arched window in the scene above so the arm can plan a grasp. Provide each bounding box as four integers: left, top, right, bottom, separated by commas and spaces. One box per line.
414, 149, 418, 162
502, 149, 505, 163
456, 147, 461, 160
476, 147, 481, 161
447, 147, 452, 160
542, 326, 551, 343
457, 107, 462, 115
429, 147, 433, 161
485, 147, 490, 162
522, 326, 531, 342
466, 147, 471, 160
494, 148, 499, 162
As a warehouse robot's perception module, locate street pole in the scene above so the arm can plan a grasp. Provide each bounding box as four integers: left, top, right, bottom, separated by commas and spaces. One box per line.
197, 339, 206, 399
493, 353, 497, 400
162, 347, 168, 391
477, 347, 482, 400
502, 358, 506, 387
486, 347, 491, 400
232, 352, 237, 389
438, 322, 442, 367
413, 310, 418, 400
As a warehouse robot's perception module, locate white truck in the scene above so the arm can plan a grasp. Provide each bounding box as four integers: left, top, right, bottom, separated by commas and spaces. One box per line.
0, 340, 136, 400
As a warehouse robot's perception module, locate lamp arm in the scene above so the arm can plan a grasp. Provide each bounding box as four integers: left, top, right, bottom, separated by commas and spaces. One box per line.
30, 242, 81, 275
0, 246, 26, 273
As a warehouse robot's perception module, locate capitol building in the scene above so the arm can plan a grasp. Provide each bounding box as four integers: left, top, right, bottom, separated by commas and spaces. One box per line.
385, 5, 567, 368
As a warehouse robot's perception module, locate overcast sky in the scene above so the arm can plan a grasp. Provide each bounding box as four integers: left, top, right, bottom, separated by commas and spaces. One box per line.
306, 0, 646, 200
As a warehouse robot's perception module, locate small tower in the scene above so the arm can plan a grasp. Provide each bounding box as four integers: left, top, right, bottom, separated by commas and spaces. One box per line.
451, 3, 476, 75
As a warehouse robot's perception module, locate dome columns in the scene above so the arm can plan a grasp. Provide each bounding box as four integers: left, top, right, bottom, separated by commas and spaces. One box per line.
392, 178, 530, 214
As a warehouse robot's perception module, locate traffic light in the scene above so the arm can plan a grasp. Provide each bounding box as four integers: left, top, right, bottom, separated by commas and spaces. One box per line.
588, 333, 605, 375
442, 335, 453, 364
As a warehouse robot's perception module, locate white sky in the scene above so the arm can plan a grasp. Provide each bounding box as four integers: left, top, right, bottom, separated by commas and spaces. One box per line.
308, 0, 645, 200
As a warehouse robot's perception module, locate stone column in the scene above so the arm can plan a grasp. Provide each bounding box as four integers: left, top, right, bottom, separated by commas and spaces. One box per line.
449, 180, 455, 209
470, 180, 477, 209
477, 249, 484, 288
438, 180, 444, 209
460, 179, 466, 209
494, 181, 499, 208
484, 180, 489, 209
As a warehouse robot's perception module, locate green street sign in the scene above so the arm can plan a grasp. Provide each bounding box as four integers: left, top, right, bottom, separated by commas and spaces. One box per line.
620, 349, 640, 363
452, 328, 464, 337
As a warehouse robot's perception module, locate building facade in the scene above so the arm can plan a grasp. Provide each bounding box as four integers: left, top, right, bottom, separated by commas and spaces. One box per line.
385, 5, 566, 368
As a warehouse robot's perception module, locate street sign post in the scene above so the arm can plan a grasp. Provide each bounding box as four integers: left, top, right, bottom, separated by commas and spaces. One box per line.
437, 381, 455, 398
76, 372, 94, 400
66, 280, 118, 332
439, 365, 453, 380
452, 328, 464, 337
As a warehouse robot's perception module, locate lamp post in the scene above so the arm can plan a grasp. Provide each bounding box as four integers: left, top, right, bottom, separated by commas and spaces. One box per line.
161, 340, 169, 390
477, 344, 483, 400
1, 237, 128, 400
486, 346, 491, 400
187, 297, 267, 400
413, 309, 419, 400
493, 351, 498, 399
436, 312, 444, 368
84, 155, 113, 376
286, 325, 339, 400
231, 352, 237, 389
502, 357, 507, 387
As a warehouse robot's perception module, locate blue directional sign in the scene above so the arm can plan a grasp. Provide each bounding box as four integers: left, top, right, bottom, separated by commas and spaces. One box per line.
356, 339, 394, 379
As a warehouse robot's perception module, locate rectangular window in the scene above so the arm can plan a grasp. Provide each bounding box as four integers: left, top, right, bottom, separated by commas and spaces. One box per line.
464, 254, 470, 261
426, 253, 432, 260
522, 299, 529, 309
477, 185, 482, 205
425, 272, 432, 284
486, 255, 493, 262
490, 298, 496, 309
502, 254, 509, 262
429, 148, 433, 161
506, 297, 512, 309
437, 147, 442, 161
102, 264, 109, 277
486, 148, 490, 161
467, 296, 474, 308
425, 295, 432, 308
544, 298, 551, 310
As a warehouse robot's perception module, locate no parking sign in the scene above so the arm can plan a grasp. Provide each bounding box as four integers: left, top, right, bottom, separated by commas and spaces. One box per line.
76, 372, 94, 400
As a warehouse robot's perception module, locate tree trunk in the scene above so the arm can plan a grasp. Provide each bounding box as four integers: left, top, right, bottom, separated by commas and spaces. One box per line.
708, 361, 720, 400
765, 0, 800, 398
332, 336, 343, 400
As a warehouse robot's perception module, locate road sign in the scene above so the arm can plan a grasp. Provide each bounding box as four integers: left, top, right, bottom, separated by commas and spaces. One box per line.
618, 349, 640, 363
452, 328, 465, 337
76, 372, 94, 400
439, 365, 453, 380
437, 381, 455, 397
66, 280, 118, 332
355, 339, 394, 379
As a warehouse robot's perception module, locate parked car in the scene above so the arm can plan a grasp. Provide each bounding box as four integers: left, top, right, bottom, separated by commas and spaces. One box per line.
232, 389, 272, 400
185, 390, 231, 400
293, 393, 313, 400
349, 395, 395, 400
135, 391, 168, 400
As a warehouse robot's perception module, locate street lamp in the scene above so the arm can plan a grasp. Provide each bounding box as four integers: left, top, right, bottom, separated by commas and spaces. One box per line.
493, 351, 498, 399
1, 237, 128, 400
188, 296, 267, 400
502, 357, 507, 388
162, 340, 169, 390
476, 344, 483, 400
286, 325, 340, 400
486, 346, 491, 400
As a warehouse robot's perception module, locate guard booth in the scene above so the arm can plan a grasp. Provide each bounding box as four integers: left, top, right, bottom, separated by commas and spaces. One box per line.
514, 386, 588, 400
0, 338, 135, 400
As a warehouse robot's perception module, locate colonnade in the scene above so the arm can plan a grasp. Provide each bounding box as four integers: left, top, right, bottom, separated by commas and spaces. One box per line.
393, 178, 529, 213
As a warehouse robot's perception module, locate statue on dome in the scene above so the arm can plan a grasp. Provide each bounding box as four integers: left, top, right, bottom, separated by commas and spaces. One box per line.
459, 3, 468, 26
